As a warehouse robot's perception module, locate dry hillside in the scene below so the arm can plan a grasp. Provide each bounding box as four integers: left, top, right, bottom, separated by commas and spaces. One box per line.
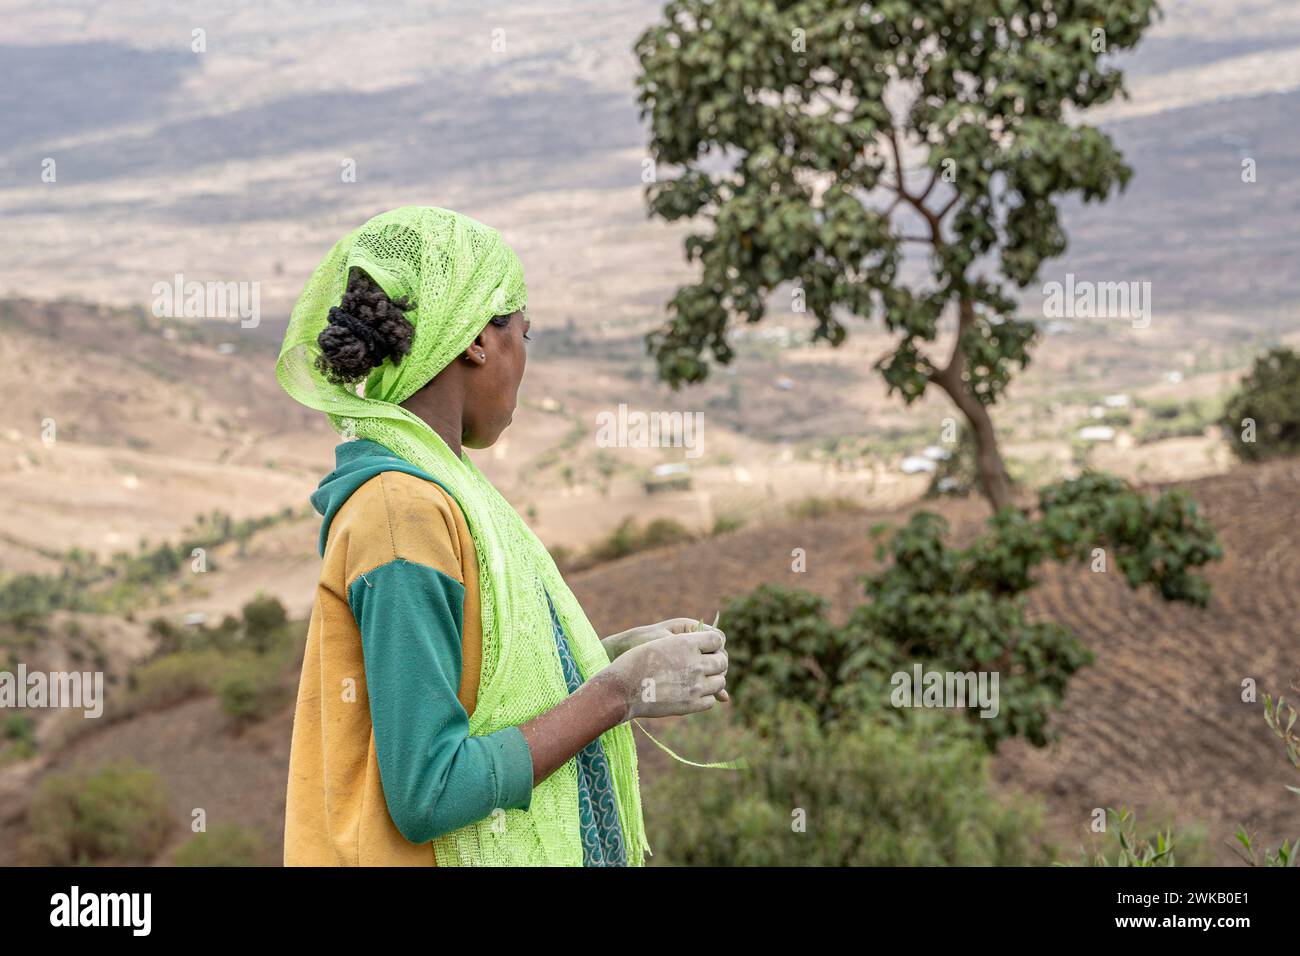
1, 458, 1295, 865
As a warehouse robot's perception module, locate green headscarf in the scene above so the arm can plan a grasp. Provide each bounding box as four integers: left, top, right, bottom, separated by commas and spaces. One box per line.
277, 206, 648, 865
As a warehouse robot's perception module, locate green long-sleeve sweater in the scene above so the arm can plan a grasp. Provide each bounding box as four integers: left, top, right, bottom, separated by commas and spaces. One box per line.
284, 439, 533, 864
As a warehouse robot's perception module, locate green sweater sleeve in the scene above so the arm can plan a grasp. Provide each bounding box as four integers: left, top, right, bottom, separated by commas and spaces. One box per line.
349, 559, 534, 844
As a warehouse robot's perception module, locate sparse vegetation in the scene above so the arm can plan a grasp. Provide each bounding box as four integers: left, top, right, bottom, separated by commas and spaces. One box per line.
784, 495, 865, 520
0, 507, 307, 624
552, 517, 698, 574
1072, 807, 1209, 867
122, 596, 297, 724
173, 823, 275, 866
1135, 395, 1219, 445
23, 761, 174, 866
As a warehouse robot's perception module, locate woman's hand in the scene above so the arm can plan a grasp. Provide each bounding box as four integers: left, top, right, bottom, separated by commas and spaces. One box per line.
602, 619, 702, 658
603, 619, 730, 702
596, 628, 729, 721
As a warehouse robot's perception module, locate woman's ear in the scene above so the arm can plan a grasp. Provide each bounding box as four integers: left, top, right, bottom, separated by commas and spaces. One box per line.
463, 334, 488, 365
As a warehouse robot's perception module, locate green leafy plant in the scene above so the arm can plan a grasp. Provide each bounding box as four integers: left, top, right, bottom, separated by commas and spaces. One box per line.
722, 473, 1219, 748
1073, 807, 1203, 867
1220, 347, 1300, 461
644, 702, 1048, 866
1232, 694, 1300, 867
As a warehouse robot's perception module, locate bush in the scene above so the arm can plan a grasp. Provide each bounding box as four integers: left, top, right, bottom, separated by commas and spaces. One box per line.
216, 654, 283, 724
241, 594, 289, 654
125, 649, 227, 716
567, 517, 697, 571
1221, 347, 1300, 461
173, 823, 274, 866
719, 584, 890, 726
720, 472, 1219, 750
0, 714, 37, 765
24, 760, 174, 865
644, 703, 1048, 866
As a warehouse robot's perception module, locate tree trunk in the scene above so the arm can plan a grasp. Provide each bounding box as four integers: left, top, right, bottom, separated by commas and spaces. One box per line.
930, 298, 1015, 513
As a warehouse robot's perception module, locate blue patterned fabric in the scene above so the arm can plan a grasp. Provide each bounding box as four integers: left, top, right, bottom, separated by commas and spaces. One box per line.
544, 588, 628, 867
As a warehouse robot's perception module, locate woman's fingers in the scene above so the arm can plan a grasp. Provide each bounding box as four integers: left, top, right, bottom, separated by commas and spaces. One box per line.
699, 650, 728, 676
687, 628, 724, 652
698, 674, 726, 697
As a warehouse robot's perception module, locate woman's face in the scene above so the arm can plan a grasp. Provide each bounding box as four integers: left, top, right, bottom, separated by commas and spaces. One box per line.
462, 311, 530, 448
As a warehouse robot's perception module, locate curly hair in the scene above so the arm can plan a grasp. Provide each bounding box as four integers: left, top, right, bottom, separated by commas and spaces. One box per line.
314, 268, 415, 385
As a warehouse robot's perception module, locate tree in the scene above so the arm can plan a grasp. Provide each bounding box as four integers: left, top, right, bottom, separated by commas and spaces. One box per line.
635, 0, 1159, 510
1220, 347, 1300, 462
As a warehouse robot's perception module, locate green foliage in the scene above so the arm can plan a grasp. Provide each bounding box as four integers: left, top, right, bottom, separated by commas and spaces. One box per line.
173, 823, 274, 866
722, 471, 1219, 748
24, 760, 174, 865
125, 649, 228, 716
241, 593, 290, 654
1134, 396, 1217, 444
123, 596, 297, 724
644, 703, 1049, 866
1033, 472, 1221, 605
0, 714, 37, 765
0, 507, 304, 623
710, 512, 746, 535
1220, 347, 1300, 461
1073, 808, 1205, 867
635, 0, 1157, 397
1232, 694, 1300, 866
216, 655, 284, 725
719, 584, 879, 726
1262, 693, 1300, 782
926, 426, 978, 498
2, 713, 35, 745
1234, 827, 1298, 868
560, 517, 697, 573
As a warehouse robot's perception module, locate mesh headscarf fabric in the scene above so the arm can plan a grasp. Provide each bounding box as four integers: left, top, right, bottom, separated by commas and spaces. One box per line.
277, 206, 648, 866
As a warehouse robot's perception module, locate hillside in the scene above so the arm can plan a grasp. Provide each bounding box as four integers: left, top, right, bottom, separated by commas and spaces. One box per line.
1, 458, 1295, 865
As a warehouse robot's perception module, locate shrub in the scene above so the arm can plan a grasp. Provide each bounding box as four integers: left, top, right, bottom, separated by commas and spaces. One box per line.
719, 584, 888, 726
24, 760, 174, 865
241, 594, 289, 654
574, 517, 696, 570
720, 472, 1219, 750
125, 649, 226, 716
173, 823, 274, 866
644, 703, 1048, 866
0, 714, 37, 765
216, 654, 283, 724
1220, 347, 1300, 461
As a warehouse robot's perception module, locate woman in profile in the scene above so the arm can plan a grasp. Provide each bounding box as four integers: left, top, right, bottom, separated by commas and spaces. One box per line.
277, 206, 728, 866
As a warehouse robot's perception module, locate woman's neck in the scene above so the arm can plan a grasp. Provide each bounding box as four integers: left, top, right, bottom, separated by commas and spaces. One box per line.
400, 378, 465, 459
